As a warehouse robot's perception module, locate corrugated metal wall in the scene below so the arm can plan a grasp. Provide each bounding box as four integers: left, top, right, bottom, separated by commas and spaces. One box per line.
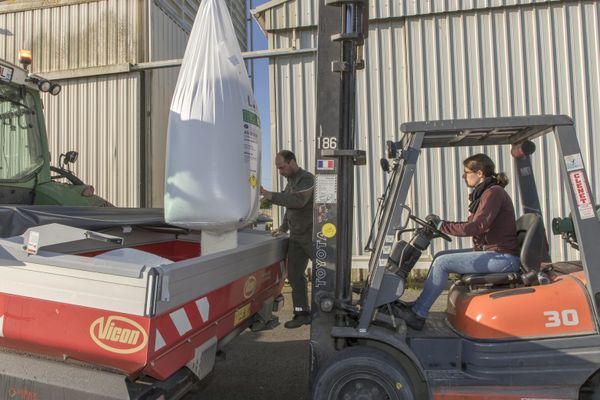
148, 0, 191, 207
0, 0, 141, 70
261, 0, 600, 262
154, 0, 247, 50
0, 0, 143, 206
41, 74, 141, 206
224, 0, 248, 51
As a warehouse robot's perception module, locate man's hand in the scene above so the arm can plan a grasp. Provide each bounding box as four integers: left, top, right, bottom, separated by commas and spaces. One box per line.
271, 228, 284, 237
260, 185, 273, 201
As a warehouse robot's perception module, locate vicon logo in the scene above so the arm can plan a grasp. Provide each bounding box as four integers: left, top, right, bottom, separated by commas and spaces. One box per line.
243, 275, 257, 299
90, 316, 148, 354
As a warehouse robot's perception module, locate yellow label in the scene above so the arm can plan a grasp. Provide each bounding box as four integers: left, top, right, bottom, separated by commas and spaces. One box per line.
249, 174, 257, 188
322, 223, 337, 238
234, 303, 252, 326
90, 316, 148, 354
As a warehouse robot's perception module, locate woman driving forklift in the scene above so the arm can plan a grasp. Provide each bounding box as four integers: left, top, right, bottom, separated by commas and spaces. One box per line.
394, 153, 521, 330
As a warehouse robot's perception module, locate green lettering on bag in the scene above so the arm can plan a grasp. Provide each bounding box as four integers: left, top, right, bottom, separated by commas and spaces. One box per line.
243, 109, 260, 127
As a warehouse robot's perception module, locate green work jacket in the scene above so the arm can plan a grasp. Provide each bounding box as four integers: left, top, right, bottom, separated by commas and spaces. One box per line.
270, 168, 315, 243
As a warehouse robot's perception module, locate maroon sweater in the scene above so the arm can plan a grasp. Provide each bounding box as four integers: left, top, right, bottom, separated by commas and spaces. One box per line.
441, 185, 519, 256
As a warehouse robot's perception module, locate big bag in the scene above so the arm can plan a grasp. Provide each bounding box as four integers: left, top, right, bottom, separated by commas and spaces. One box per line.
164, 0, 261, 232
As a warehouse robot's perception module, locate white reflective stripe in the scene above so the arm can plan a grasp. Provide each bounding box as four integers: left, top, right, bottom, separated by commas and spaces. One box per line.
170, 308, 192, 336
154, 329, 166, 351
0, 315, 3, 337
196, 297, 210, 322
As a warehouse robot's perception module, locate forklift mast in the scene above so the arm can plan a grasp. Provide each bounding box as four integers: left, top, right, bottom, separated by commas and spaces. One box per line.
310, 0, 368, 383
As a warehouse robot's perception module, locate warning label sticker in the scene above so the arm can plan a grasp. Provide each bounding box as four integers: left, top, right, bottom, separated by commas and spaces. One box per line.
565, 154, 584, 172
315, 174, 337, 204
569, 170, 596, 219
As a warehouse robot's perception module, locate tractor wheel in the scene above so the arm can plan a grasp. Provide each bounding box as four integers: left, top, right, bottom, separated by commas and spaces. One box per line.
312, 346, 415, 400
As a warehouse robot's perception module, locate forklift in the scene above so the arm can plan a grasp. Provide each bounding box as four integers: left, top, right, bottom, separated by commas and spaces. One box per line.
310, 1, 600, 399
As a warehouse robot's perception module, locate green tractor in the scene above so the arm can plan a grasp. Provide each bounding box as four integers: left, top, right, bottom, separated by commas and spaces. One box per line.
0, 54, 110, 206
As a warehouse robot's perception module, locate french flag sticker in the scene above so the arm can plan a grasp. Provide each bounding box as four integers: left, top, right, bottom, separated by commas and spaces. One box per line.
317, 159, 335, 170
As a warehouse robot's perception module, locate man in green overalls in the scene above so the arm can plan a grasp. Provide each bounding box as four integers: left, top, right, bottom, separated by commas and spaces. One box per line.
260, 150, 314, 329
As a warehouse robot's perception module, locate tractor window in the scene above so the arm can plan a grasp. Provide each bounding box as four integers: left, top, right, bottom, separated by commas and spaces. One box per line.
0, 86, 44, 182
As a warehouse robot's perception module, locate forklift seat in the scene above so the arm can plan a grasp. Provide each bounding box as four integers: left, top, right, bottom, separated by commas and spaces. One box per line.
458, 213, 550, 288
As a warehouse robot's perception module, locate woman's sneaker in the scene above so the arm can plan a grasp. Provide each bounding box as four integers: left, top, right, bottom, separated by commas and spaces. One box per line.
392, 303, 426, 331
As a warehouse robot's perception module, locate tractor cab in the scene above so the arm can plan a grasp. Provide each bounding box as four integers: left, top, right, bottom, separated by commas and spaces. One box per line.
0, 57, 109, 206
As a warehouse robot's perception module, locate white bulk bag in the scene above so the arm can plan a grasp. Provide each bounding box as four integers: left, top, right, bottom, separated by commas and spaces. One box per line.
164, 0, 261, 233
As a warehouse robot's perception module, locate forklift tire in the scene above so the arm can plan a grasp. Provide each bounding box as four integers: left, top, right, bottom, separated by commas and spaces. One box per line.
312, 346, 415, 400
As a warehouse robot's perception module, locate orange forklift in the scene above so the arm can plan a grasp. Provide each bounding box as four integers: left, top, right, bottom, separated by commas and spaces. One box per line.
309, 1, 600, 399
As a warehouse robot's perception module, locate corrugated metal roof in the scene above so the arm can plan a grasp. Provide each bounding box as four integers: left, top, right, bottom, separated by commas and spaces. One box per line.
253, 0, 564, 31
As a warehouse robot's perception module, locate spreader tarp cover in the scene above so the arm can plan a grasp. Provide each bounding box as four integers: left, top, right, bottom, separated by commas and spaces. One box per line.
0, 206, 168, 238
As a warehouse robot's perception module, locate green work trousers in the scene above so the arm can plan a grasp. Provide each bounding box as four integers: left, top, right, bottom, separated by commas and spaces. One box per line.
287, 239, 313, 314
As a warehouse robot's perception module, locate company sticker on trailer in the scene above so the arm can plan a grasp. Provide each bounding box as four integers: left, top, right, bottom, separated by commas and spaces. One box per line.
90, 316, 148, 354
569, 170, 596, 219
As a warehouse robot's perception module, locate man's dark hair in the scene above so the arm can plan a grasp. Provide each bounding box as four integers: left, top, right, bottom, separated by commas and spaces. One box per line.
277, 150, 296, 163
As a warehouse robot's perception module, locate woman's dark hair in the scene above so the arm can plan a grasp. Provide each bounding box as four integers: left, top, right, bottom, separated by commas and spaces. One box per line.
277, 150, 296, 163
463, 153, 509, 187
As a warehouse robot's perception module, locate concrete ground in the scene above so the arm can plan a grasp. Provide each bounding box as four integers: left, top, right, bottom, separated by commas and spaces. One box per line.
184, 285, 446, 400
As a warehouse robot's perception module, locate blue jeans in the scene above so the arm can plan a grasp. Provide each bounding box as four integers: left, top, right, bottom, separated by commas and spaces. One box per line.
412, 249, 521, 318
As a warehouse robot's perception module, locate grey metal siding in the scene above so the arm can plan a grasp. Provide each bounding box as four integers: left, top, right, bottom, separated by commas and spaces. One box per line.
263, 0, 599, 261
224, 0, 248, 52
153, 0, 247, 50
147, 0, 190, 206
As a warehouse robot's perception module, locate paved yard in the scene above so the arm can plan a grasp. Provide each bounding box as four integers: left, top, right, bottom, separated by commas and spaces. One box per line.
185, 284, 446, 400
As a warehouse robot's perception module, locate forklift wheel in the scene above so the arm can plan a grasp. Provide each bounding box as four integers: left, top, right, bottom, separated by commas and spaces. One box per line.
312, 346, 415, 400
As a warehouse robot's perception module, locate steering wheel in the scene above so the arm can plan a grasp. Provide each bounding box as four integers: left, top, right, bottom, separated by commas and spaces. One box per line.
409, 215, 452, 242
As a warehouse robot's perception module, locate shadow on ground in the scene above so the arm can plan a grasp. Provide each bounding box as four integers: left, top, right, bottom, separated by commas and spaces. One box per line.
184, 286, 310, 400
189, 337, 310, 400
183, 286, 440, 399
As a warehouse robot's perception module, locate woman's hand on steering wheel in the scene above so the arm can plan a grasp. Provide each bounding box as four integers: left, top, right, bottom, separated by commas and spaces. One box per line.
409, 214, 452, 242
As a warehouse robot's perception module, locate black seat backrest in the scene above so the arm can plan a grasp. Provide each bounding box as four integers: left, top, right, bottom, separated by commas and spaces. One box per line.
516, 213, 551, 272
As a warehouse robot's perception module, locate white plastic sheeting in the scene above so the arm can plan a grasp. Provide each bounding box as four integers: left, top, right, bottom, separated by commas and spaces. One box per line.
164, 0, 261, 233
